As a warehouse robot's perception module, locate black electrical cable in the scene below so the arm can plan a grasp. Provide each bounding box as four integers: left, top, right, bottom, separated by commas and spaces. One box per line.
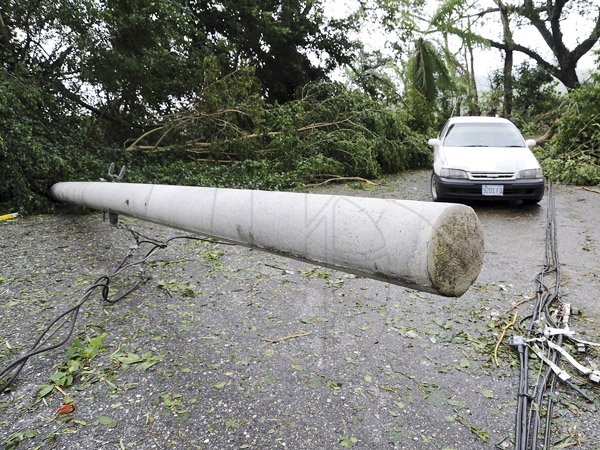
530, 181, 560, 449
512, 180, 565, 450
537, 182, 561, 448
529, 348, 555, 449
514, 344, 528, 450
511, 180, 595, 450
0, 223, 234, 393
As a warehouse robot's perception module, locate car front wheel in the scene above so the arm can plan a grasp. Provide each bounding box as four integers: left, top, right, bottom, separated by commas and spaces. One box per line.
523, 196, 543, 206
430, 172, 446, 202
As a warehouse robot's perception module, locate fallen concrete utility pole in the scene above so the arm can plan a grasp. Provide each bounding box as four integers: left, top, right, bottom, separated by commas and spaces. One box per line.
50, 182, 484, 297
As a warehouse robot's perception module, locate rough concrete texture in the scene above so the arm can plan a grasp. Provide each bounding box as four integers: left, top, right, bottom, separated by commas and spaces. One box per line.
2, 170, 599, 449
50, 182, 484, 297
427, 205, 484, 297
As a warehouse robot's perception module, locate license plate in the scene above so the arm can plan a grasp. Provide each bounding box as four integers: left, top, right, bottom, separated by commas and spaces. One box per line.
482, 185, 504, 196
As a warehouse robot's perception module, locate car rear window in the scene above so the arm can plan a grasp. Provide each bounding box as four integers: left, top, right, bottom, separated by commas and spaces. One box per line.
443, 123, 524, 147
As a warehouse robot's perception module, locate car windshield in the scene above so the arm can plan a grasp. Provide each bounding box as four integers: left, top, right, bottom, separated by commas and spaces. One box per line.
442, 123, 524, 147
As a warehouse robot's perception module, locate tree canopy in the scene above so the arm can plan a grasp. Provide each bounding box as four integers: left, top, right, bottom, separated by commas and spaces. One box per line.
186, 0, 357, 102
0, 0, 357, 136
1, 0, 599, 214
430, 0, 600, 89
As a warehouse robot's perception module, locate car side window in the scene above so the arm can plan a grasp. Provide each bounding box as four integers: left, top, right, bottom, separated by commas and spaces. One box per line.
439, 120, 451, 139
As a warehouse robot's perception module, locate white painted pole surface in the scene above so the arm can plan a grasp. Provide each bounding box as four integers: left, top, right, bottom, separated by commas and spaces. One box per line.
50, 182, 484, 297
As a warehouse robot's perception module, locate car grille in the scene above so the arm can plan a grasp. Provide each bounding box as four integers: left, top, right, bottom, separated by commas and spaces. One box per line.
469, 172, 515, 180
446, 184, 541, 198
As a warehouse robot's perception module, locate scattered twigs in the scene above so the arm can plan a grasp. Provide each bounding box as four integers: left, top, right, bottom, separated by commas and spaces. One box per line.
263, 263, 291, 272
261, 331, 312, 344
494, 312, 518, 367
505, 294, 536, 314
54, 385, 67, 396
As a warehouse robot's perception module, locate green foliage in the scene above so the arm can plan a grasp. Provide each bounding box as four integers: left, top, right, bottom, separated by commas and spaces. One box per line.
536, 78, 600, 185
186, 0, 357, 102
79, 0, 206, 129
1, 0, 427, 214
478, 69, 504, 117
401, 86, 437, 135
406, 38, 452, 103
374, 0, 424, 46
480, 63, 561, 128
427, 0, 600, 90
346, 50, 402, 103
430, 0, 469, 28
273, 82, 430, 178
132, 159, 299, 191
38, 333, 107, 397
540, 156, 600, 186
402, 38, 462, 133
2, 0, 358, 145
0, 69, 109, 213
2, 430, 37, 450
110, 349, 164, 371
96, 415, 118, 428
512, 62, 560, 124
67, 334, 107, 362
128, 80, 430, 189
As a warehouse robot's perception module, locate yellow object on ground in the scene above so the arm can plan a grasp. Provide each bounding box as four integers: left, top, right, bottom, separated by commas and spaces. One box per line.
0, 212, 19, 222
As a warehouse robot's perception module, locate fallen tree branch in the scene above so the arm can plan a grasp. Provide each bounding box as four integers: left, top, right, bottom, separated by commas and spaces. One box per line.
534, 118, 560, 146
581, 187, 600, 195
187, 158, 234, 163
304, 176, 378, 188
127, 114, 373, 154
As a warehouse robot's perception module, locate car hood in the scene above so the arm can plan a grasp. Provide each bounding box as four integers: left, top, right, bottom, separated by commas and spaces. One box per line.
440, 146, 540, 173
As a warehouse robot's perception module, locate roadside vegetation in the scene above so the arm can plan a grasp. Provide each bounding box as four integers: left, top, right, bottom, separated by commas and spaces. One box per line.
0, 0, 599, 214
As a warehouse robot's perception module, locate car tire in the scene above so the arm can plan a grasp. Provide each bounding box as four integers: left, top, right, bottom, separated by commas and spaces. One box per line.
523, 197, 543, 205
430, 172, 446, 202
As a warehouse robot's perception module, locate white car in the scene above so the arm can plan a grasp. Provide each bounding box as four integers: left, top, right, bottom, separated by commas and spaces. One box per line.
427, 116, 545, 204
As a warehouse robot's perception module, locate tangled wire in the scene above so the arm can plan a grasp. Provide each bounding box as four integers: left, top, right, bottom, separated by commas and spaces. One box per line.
0, 223, 232, 393
512, 180, 600, 449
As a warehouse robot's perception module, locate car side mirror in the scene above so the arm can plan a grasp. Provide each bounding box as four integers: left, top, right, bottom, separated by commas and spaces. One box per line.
525, 139, 537, 148
428, 138, 441, 147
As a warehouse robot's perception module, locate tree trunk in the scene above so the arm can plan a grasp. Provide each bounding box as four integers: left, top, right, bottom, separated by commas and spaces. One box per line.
558, 65, 580, 90
503, 49, 513, 118
467, 38, 479, 115
495, 0, 513, 118
442, 32, 461, 116
445, 1, 600, 92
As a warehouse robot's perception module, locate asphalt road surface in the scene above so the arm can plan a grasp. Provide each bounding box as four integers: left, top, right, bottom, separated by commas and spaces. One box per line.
1, 171, 599, 449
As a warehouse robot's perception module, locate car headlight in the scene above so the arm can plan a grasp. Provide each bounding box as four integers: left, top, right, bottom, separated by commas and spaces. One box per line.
439, 168, 468, 179
518, 168, 543, 179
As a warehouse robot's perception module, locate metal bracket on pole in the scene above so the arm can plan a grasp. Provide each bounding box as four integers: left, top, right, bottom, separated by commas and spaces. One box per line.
102, 163, 126, 226
108, 162, 127, 182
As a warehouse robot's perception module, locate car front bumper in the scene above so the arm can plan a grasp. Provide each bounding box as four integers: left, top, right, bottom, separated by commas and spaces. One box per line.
434, 175, 545, 201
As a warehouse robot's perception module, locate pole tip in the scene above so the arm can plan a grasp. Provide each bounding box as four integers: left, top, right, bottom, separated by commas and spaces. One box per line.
427, 205, 484, 297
